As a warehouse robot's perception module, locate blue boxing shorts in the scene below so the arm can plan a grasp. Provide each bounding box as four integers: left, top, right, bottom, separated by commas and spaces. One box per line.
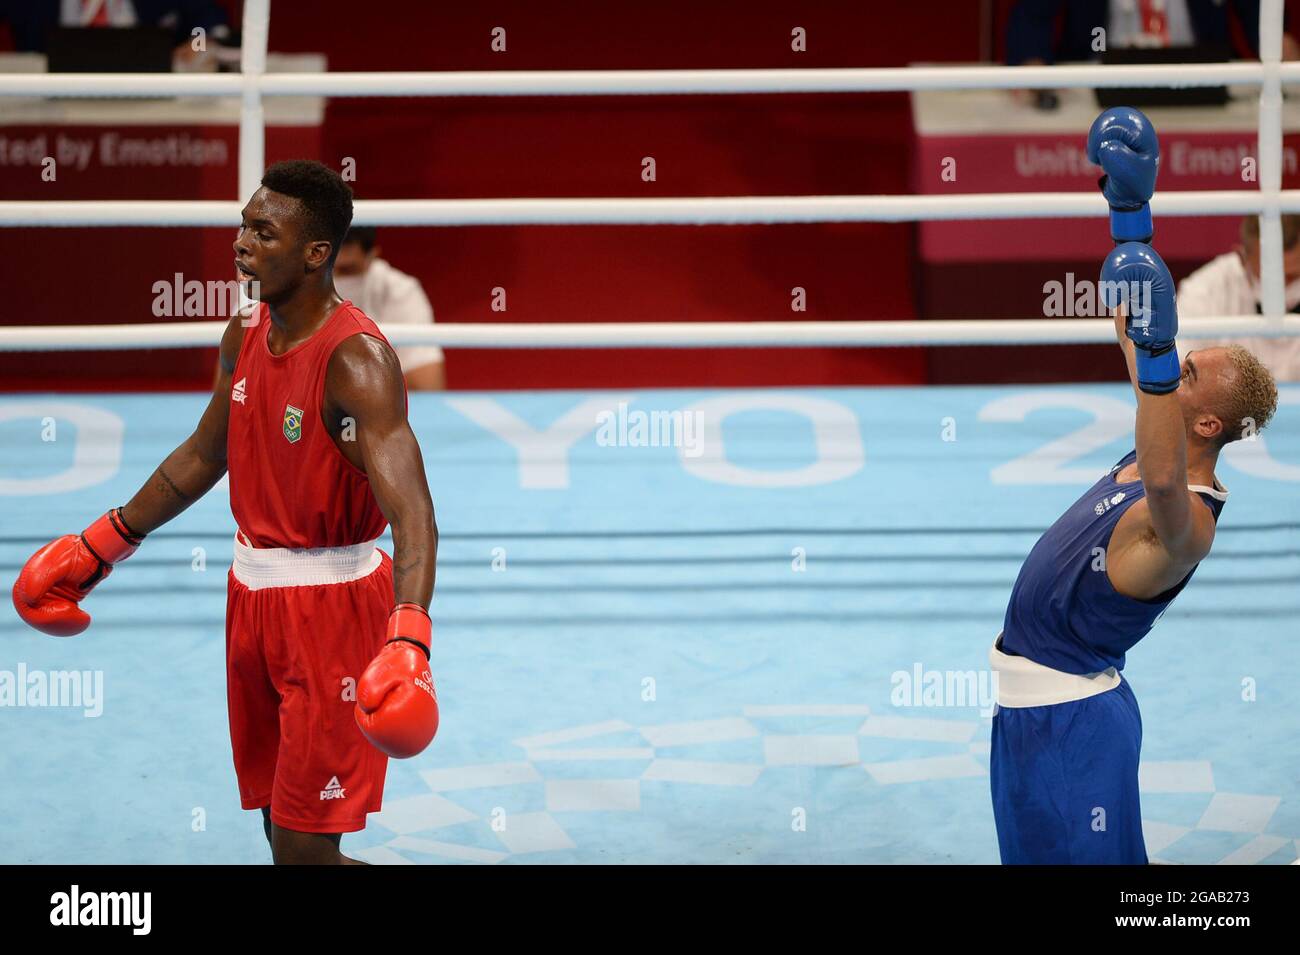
988, 635, 1147, 865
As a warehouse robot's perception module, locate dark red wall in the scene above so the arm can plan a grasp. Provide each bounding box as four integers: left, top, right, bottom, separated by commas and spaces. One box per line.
271, 0, 986, 389
0, 1, 995, 390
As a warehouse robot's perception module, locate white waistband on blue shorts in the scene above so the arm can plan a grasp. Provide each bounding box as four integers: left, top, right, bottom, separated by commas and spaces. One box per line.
989, 632, 1121, 708
231, 531, 382, 591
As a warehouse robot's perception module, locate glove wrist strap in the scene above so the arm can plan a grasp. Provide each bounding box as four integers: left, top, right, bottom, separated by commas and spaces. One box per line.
387, 603, 431, 658
1135, 344, 1181, 395
81, 508, 143, 565
1111, 205, 1153, 244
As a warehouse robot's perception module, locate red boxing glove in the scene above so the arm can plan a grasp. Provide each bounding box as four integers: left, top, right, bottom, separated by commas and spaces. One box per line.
12, 508, 143, 637
355, 603, 439, 759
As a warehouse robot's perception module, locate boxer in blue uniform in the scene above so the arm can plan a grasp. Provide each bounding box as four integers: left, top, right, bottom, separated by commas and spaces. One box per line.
990, 108, 1280, 864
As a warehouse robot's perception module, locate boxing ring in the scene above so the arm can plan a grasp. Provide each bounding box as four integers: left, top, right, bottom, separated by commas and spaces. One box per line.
0, 0, 1297, 864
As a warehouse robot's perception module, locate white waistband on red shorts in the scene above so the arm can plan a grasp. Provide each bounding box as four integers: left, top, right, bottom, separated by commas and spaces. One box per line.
231, 531, 382, 591
989, 632, 1121, 708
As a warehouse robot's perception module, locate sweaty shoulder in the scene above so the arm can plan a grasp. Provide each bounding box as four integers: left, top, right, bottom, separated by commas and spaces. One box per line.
335, 299, 387, 335
325, 331, 404, 402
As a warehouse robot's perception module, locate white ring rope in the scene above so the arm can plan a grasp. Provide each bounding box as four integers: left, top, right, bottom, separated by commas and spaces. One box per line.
0, 0, 1293, 350
3, 317, 1297, 351
2, 192, 1297, 228
1256, 0, 1287, 316
1, 63, 1299, 99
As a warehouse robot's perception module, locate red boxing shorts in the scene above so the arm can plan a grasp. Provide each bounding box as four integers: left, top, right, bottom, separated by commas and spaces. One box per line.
225, 533, 393, 833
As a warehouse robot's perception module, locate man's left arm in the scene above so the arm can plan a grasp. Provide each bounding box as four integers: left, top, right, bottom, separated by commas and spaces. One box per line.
327, 334, 440, 759
1105, 253, 1214, 564
327, 334, 436, 606
1093, 108, 1216, 565
1133, 383, 1214, 563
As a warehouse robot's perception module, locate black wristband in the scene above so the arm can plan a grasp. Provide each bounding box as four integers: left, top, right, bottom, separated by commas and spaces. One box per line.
109, 507, 145, 545
386, 636, 431, 660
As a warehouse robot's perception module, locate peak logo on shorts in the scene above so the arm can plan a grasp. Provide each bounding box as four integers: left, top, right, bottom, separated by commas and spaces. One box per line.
231, 377, 247, 405
320, 775, 347, 800
1094, 491, 1126, 516
283, 404, 304, 444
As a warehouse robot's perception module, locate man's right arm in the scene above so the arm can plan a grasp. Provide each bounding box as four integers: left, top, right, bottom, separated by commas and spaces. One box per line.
120, 313, 246, 534
13, 314, 247, 636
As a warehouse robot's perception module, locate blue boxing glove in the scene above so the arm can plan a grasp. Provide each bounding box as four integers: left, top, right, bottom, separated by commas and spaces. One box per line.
1087, 107, 1159, 243
1100, 242, 1180, 395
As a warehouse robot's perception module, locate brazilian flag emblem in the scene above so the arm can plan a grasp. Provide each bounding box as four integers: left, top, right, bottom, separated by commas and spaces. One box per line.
282, 404, 304, 444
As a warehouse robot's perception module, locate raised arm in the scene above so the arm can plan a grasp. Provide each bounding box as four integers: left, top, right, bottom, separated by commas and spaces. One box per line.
1093, 107, 1215, 568
1131, 363, 1210, 562
1107, 267, 1213, 565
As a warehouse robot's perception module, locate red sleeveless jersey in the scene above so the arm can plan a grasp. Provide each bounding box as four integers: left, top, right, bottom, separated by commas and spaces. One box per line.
227, 300, 391, 549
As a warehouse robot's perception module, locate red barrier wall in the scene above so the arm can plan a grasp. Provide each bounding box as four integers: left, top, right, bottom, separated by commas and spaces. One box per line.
0, 2, 991, 390
6, 1, 1289, 390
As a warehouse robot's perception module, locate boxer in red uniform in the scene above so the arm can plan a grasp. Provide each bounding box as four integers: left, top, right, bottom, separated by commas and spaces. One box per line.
11, 160, 438, 865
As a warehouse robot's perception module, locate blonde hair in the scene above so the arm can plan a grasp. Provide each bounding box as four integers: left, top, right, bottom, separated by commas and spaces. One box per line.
1214, 345, 1279, 446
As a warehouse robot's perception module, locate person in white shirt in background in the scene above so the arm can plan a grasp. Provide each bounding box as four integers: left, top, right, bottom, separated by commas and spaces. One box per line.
1177, 214, 1300, 383
333, 227, 446, 391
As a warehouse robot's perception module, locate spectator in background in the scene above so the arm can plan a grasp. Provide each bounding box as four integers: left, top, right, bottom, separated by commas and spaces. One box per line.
1178, 214, 1300, 381
1006, 0, 1300, 64
0, 1, 234, 61
334, 227, 446, 391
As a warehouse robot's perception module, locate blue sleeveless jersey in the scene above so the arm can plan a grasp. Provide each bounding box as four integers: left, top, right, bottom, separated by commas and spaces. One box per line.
1001, 450, 1226, 674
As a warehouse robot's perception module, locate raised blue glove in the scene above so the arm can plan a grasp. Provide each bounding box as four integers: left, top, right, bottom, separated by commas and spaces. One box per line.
1087, 107, 1159, 243
1100, 242, 1180, 395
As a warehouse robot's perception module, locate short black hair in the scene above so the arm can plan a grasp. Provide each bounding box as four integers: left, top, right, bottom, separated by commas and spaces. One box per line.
343, 226, 377, 252
260, 160, 353, 265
